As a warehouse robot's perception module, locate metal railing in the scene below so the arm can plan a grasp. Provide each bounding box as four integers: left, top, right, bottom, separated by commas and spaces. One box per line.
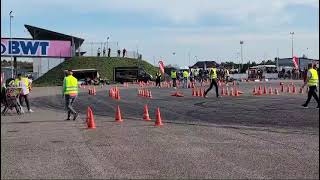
79, 41, 142, 59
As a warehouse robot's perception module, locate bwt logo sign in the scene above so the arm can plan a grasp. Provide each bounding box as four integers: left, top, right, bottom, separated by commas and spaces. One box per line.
1, 40, 49, 56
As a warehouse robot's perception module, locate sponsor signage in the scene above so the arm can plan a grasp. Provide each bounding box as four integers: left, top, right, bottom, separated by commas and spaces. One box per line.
1, 38, 71, 57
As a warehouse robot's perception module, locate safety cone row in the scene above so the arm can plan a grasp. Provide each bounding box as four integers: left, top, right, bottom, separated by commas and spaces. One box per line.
115, 105, 163, 126
123, 82, 129, 88
138, 89, 153, 98
88, 87, 96, 95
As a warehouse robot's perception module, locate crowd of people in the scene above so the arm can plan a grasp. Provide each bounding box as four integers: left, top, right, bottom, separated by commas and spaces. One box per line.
97, 48, 127, 58
165, 68, 232, 85
1, 73, 33, 114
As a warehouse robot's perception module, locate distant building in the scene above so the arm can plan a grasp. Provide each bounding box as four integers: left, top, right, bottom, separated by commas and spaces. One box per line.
277, 57, 319, 70
190, 61, 219, 69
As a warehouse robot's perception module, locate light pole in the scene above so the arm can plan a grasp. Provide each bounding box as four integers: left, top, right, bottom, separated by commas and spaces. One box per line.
240, 41, 244, 73
290, 32, 294, 58
188, 51, 191, 66
9, 11, 14, 78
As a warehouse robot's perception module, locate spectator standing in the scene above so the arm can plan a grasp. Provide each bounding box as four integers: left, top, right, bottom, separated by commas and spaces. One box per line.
182, 70, 189, 88
171, 70, 177, 89
122, 48, 127, 57
108, 48, 111, 57
155, 71, 162, 88
97, 48, 101, 57
117, 49, 121, 57
103, 47, 106, 57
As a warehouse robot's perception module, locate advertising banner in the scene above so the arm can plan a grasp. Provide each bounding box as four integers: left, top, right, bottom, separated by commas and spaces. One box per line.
1, 38, 71, 58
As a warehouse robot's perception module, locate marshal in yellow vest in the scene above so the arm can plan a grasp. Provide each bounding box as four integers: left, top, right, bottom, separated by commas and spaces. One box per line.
63, 75, 78, 95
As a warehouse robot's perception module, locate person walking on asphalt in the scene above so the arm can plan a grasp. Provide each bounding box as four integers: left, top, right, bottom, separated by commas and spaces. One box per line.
204, 63, 219, 98
155, 71, 162, 88
171, 70, 177, 89
302, 63, 319, 108
62, 70, 79, 120
15, 74, 33, 113
183, 70, 189, 88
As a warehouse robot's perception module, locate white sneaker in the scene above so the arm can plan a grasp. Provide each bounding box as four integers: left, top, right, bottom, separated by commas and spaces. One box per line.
20, 107, 25, 114
28, 109, 34, 113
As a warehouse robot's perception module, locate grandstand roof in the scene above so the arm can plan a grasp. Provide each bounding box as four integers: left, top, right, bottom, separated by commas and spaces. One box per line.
24, 24, 84, 50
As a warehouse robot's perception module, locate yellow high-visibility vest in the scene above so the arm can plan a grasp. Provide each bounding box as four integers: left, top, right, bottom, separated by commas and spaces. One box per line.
63, 75, 78, 95
183, 71, 189, 78
156, 72, 162, 78
308, 68, 319, 86
210, 68, 217, 79
171, 71, 177, 79
15, 77, 29, 94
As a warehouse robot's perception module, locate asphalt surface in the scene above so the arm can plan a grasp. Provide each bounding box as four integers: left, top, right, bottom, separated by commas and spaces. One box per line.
1, 80, 319, 179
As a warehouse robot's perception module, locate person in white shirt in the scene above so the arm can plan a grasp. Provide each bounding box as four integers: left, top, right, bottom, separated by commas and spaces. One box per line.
16, 74, 33, 113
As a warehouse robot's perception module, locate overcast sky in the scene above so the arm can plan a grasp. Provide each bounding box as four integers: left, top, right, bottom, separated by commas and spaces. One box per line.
1, 0, 319, 67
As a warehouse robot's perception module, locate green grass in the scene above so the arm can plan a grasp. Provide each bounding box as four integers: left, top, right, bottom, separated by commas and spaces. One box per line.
33, 57, 158, 87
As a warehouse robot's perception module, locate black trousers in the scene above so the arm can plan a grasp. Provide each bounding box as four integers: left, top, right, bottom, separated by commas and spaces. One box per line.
305, 86, 319, 106
156, 78, 161, 87
204, 79, 219, 97
19, 94, 30, 111
172, 78, 177, 87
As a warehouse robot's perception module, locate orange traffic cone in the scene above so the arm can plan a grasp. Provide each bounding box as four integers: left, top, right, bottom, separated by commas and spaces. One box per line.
143, 104, 151, 121
221, 87, 225, 96
199, 88, 204, 97
148, 90, 152, 98
292, 85, 296, 94
116, 90, 121, 100
155, 107, 163, 126
299, 87, 303, 94
269, 86, 273, 95
230, 88, 234, 96
192, 88, 196, 96
234, 87, 240, 96
91, 87, 95, 96
198, 88, 202, 97
225, 87, 229, 96
144, 89, 148, 97
253, 86, 257, 94
87, 107, 96, 129
115, 105, 123, 122
263, 85, 267, 95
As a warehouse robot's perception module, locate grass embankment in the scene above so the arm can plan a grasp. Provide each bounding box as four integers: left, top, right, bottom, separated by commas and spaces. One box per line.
33, 57, 158, 87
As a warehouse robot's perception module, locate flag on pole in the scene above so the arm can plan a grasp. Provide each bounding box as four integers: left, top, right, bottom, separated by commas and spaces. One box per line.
292, 56, 299, 69
159, 60, 165, 74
